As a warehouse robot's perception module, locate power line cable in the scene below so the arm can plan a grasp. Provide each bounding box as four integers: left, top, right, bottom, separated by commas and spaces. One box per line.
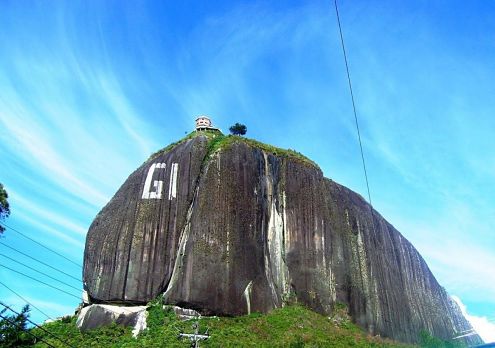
0, 222, 82, 268
333, 0, 374, 210
0, 312, 57, 348
333, 0, 377, 234
0, 231, 159, 319
0, 241, 82, 283
319, 17, 431, 324
0, 258, 141, 327
0, 263, 80, 300
0, 253, 82, 292
0, 279, 53, 321
0, 238, 152, 333
0, 301, 75, 348
0, 244, 143, 318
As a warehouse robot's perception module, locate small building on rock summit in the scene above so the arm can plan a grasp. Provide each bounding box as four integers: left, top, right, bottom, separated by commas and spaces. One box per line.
195, 116, 219, 132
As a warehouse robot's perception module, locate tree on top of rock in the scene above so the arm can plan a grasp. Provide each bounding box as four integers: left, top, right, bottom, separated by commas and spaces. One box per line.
229, 123, 247, 136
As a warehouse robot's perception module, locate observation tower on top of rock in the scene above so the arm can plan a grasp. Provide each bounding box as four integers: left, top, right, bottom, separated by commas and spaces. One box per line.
195, 115, 219, 132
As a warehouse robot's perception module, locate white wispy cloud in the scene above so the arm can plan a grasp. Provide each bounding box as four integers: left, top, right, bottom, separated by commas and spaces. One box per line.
391, 213, 495, 305
13, 210, 85, 250
96, 73, 159, 157
12, 194, 87, 236
331, 2, 495, 326
452, 296, 495, 343
3, 295, 76, 321
0, 97, 108, 208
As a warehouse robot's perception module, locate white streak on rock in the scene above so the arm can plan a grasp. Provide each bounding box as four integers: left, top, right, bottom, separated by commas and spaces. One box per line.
282, 191, 289, 249
82, 290, 89, 304
243, 280, 254, 315
267, 197, 290, 300
163, 182, 197, 299
263, 153, 290, 306
132, 309, 148, 338
76, 305, 90, 328
321, 220, 327, 267
226, 228, 230, 258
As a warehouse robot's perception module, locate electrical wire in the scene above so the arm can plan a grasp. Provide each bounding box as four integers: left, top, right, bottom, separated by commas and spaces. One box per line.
0, 222, 82, 268
0, 312, 57, 348
0, 241, 81, 283
0, 301, 75, 348
0, 258, 141, 326
0, 279, 53, 320
333, 0, 375, 215
0, 229, 151, 330
0, 246, 144, 318
0, 263, 81, 300
0, 253, 81, 292
331, 6, 477, 340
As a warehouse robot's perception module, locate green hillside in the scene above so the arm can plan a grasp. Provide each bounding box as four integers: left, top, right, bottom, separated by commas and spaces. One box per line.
30, 300, 416, 347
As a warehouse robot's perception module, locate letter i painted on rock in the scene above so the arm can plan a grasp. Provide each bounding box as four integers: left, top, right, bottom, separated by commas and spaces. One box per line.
142, 163, 167, 199
168, 163, 178, 200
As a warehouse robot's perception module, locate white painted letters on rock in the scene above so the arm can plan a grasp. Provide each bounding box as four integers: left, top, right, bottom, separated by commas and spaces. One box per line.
142, 162, 179, 200
168, 163, 178, 200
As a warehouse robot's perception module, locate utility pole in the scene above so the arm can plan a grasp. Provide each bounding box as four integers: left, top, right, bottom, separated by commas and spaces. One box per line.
178, 315, 209, 347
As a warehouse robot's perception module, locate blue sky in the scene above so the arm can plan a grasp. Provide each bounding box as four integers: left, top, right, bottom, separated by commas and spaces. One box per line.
0, 0, 494, 342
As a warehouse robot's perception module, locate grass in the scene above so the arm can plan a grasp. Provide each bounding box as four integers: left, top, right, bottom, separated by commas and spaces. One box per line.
196, 305, 409, 347
204, 134, 320, 169
147, 129, 223, 161
147, 129, 320, 170
418, 330, 466, 348
31, 301, 415, 347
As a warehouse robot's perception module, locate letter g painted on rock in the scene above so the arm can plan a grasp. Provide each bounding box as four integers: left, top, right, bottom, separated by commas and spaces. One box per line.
142, 163, 179, 200
142, 163, 166, 199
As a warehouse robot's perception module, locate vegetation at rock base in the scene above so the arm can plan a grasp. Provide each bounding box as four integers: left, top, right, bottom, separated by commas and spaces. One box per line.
418, 330, 466, 348
0, 183, 10, 233
229, 122, 247, 136
28, 301, 425, 347
0, 304, 33, 347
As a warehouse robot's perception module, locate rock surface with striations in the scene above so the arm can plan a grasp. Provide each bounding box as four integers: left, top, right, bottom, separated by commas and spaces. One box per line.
83, 131, 482, 345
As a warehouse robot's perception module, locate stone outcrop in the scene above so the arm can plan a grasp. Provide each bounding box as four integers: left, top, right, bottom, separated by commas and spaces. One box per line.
171, 306, 201, 321
83, 133, 482, 345
76, 304, 147, 337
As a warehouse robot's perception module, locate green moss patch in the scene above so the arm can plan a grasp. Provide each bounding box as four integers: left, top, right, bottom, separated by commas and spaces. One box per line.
148, 129, 223, 161
147, 130, 318, 170
205, 134, 320, 169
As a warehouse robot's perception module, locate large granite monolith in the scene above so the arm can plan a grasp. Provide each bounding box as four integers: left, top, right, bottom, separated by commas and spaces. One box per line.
83, 132, 482, 345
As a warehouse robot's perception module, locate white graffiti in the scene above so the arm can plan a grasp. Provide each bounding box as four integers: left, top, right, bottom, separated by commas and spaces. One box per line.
168, 163, 178, 200
142, 162, 179, 200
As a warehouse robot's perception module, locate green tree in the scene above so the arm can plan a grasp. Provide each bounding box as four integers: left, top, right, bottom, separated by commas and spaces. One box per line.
0, 183, 10, 234
419, 330, 464, 348
0, 305, 33, 347
229, 123, 247, 136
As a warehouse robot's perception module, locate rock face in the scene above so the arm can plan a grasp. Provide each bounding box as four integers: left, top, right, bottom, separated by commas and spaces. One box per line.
83, 133, 482, 344
172, 306, 201, 321
77, 304, 147, 337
